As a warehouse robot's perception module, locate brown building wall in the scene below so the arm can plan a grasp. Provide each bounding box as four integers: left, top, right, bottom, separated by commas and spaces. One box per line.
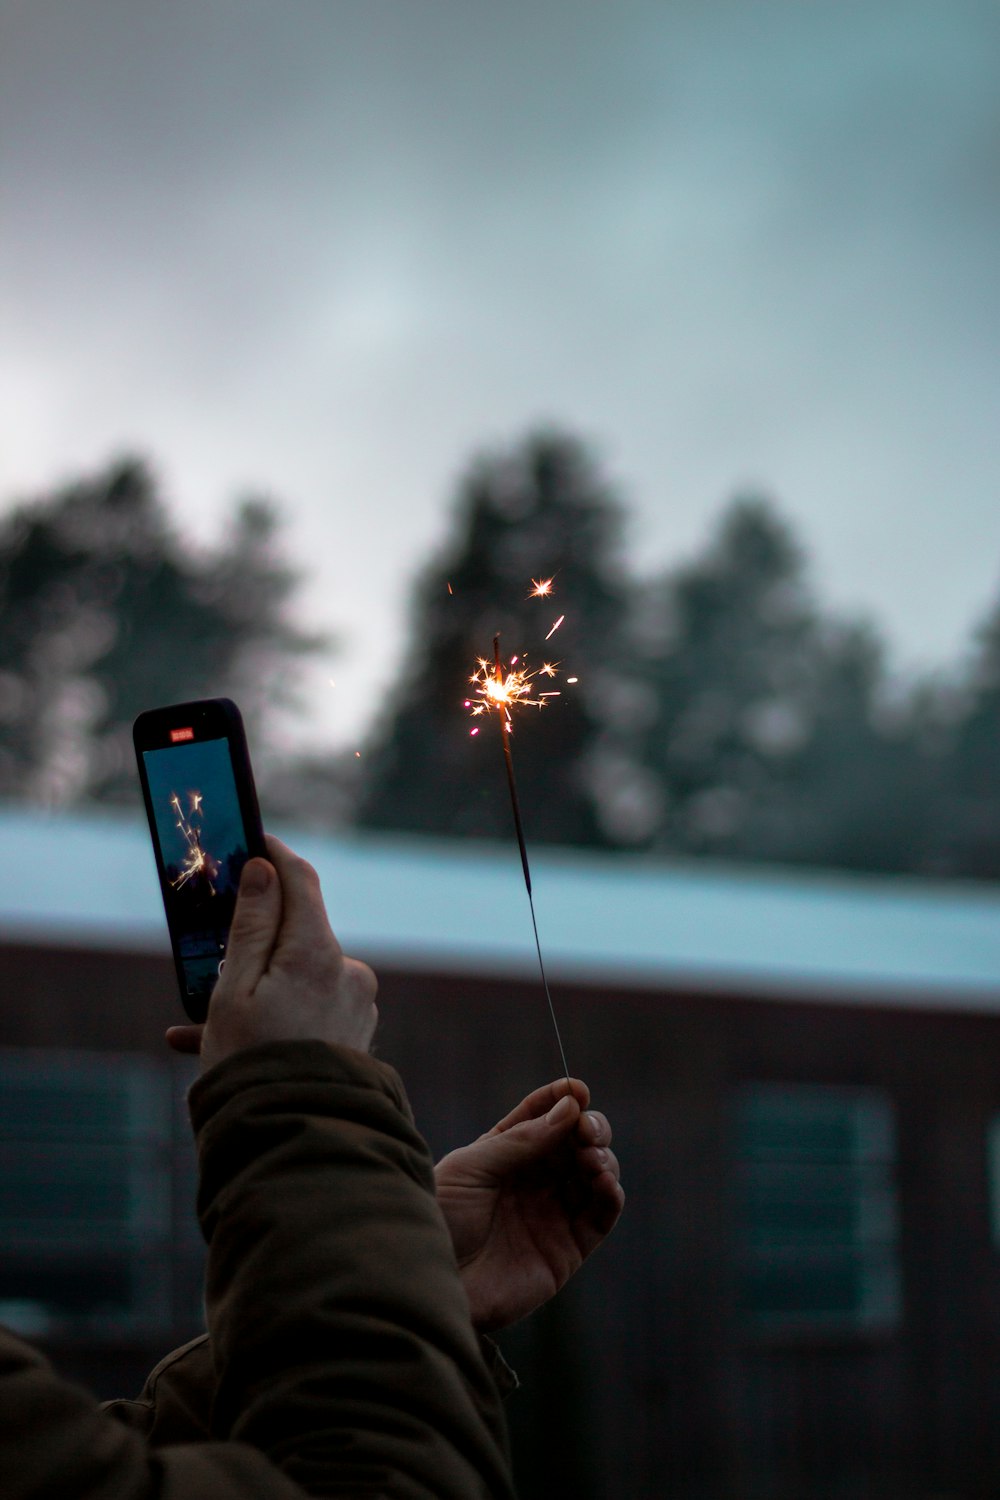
3, 936, 1000, 1499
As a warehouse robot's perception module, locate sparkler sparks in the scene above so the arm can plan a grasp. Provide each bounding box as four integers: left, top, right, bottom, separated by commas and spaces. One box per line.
169, 790, 219, 893
529, 576, 554, 598
465, 652, 559, 732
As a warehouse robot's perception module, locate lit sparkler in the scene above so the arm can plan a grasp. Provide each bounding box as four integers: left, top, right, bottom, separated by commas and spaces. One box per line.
169, 790, 219, 893
465, 652, 561, 730
465, 626, 571, 1081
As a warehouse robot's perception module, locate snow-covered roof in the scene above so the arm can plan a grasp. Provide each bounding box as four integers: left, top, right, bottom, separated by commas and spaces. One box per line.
2, 807, 1000, 1011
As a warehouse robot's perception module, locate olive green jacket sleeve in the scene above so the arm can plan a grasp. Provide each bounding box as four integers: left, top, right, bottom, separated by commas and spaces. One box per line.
104, 1333, 516, 1449
190, 1039, 515, 1499
0, 1328, 308, 1500
0, 1040, 515, 1500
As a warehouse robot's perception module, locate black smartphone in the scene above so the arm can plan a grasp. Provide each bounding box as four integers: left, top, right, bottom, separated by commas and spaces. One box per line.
133, 697, 266, 1021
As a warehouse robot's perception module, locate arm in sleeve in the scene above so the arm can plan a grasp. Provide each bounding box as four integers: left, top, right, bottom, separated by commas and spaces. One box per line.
192, 1040, 515, 1500
103, 1336, 214, 1445
106, 1333, 515, 1449
0, 1326, 309, 1500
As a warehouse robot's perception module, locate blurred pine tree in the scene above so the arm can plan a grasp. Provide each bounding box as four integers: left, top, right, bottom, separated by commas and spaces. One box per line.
933, 598, 1000, 878
0, 456, 320, 806
356, 431, 636, 847
636, 498, 930, 872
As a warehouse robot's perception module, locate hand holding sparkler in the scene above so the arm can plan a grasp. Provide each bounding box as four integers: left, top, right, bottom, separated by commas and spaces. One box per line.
435, 1077, 624, 1332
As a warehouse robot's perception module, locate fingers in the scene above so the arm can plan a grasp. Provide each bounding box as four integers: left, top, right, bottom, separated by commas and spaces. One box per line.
490, 1077, 590, 1136
510, 1089, 588, 1149
587, 1171, 626, 1239
548, 1103, 623, 1236
575, 1123, 624, 1243
502, 1107, 624, 1247
165, 1024, 204, 1054
576, 1142, 621, 1186
485, 1084, 616, 1179
215, 857, 282, 996
462, 1093, 583, 1180
574, 1113, 622, 1228
336, 954, 381, 1053
577, 1109, 612, 1149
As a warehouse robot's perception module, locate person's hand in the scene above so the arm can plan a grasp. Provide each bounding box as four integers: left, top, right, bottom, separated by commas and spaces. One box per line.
166, 835, 378, 1071
434, 1078, 624, 1332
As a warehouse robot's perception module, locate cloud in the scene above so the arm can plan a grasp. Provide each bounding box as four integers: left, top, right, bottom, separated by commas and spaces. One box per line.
1, 0, 998, 743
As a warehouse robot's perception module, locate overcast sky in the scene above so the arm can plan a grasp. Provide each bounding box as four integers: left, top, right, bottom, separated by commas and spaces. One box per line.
2, 0, 998, 749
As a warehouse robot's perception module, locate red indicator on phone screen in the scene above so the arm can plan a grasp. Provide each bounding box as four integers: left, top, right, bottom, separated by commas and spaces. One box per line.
170, 726, 195, 743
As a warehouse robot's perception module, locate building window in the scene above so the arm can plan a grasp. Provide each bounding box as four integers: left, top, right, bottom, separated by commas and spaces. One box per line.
986, 1116, 1000, 1248
171, 1056, 208, 1328
733, 1083, 901, 1334
0, 1049, 174, 1338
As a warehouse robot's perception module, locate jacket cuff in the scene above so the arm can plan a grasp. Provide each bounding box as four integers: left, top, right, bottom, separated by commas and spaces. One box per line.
188, 1039, 410, 1132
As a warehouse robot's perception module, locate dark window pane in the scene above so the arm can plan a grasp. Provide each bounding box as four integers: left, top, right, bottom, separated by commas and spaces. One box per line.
0, 1050, 172, 1335
734, 1084, 900, 1333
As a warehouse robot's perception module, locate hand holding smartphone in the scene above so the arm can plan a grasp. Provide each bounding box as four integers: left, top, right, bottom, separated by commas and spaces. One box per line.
133, 698, 266, 1021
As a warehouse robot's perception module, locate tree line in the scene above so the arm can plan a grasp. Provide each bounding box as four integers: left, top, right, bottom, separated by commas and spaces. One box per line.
1, 436, 997, 880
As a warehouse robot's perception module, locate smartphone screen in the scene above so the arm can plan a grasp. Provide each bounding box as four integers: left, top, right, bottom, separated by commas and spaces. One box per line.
134, 700, 265, 1019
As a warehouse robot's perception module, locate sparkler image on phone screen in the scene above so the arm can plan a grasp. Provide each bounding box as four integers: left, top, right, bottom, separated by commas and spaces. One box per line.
134, 699, 265, 1020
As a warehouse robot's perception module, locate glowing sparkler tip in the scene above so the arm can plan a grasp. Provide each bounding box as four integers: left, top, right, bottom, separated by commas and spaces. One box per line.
466, 644, 563, 725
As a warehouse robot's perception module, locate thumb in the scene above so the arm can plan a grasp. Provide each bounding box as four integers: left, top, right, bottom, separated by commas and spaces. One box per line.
478, 1093, 582, 1174
540, 1092, 581, 1140
217, 858, 281, 995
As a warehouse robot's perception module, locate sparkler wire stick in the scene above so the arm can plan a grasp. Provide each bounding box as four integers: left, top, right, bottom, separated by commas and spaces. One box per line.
492, 635, 571, 1082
